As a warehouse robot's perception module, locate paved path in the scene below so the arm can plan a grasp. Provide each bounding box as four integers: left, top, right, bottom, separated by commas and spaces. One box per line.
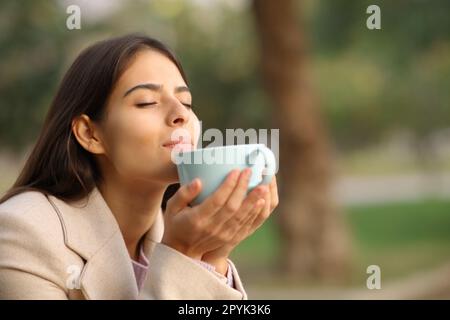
335, 173, 450, 205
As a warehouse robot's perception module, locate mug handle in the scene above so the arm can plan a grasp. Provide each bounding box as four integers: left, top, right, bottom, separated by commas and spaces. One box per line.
247, 145, 276, 185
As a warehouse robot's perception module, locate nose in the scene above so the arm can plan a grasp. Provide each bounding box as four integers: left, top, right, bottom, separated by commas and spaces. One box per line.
166, 98, 191, 127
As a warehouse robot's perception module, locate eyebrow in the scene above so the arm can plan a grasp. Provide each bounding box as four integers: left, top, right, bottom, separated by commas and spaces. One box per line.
123, 83, 190, 97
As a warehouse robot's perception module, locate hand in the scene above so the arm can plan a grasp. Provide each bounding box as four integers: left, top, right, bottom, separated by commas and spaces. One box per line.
201, 175, 279, 270
161, 168, 267, 260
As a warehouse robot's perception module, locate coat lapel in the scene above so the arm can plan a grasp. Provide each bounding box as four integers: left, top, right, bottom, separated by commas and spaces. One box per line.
138, 205, 165, 300
47, 187, 138, 300
141, 206, 165, 256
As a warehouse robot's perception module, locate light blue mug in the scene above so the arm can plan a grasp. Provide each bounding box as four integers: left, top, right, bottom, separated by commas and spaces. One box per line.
176, 144, 276, 205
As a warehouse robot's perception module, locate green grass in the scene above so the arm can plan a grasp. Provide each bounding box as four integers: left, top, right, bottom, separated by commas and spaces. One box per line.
231, 199, 450, 285
347, 199, 450, 284
348, 199, 450, 248
231, 215, 282, 267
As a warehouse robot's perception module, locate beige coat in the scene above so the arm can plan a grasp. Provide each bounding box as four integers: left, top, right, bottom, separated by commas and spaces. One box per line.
0, 187, 247, 300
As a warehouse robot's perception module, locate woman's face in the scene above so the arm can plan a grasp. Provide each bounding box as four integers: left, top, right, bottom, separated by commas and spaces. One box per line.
94, 49, 199, 185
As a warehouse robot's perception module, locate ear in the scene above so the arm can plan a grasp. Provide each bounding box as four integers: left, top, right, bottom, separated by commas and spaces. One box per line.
71, 114, 106, 155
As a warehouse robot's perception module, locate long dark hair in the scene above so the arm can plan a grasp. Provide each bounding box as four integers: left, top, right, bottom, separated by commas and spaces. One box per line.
0, 34, 182, 207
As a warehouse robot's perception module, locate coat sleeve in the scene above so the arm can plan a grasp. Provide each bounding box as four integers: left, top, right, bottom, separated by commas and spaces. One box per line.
0, 269, 68, 300
0, 206, 69, 300
141, 243, 248, 300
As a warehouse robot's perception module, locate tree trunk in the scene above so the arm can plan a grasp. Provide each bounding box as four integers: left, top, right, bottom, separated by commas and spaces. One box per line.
252, 0, 350, 282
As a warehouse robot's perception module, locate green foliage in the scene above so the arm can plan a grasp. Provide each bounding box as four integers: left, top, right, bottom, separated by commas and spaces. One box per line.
0, 0, 448, 152
310, 0, 450, 150
0, 0, 68, 150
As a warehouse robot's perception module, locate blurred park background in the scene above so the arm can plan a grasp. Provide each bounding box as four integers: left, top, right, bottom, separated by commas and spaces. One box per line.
1, 0, 449, 298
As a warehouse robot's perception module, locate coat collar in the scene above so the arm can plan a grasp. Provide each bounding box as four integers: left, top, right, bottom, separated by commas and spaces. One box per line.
46, 186, 165, 300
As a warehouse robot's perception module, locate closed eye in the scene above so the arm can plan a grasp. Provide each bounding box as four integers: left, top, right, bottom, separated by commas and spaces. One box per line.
135, 102, 157, 107
135, 102, 192, 109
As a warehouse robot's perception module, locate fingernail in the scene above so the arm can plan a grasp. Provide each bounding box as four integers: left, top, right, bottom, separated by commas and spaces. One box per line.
189, 179, 198, 191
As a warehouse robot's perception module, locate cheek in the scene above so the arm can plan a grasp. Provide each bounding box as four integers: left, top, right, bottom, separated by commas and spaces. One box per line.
104, 110, 162, 176
191, 114, 201, 149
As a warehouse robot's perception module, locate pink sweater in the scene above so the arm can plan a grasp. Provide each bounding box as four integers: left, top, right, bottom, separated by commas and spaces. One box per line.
131, 244, 234, 291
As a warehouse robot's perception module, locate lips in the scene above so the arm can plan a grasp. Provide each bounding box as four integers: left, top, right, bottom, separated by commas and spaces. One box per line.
162, 140, 183, 148
162, 137, 193, 151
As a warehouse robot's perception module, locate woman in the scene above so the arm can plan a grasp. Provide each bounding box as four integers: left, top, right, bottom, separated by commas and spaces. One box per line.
0, 34, 278, 300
